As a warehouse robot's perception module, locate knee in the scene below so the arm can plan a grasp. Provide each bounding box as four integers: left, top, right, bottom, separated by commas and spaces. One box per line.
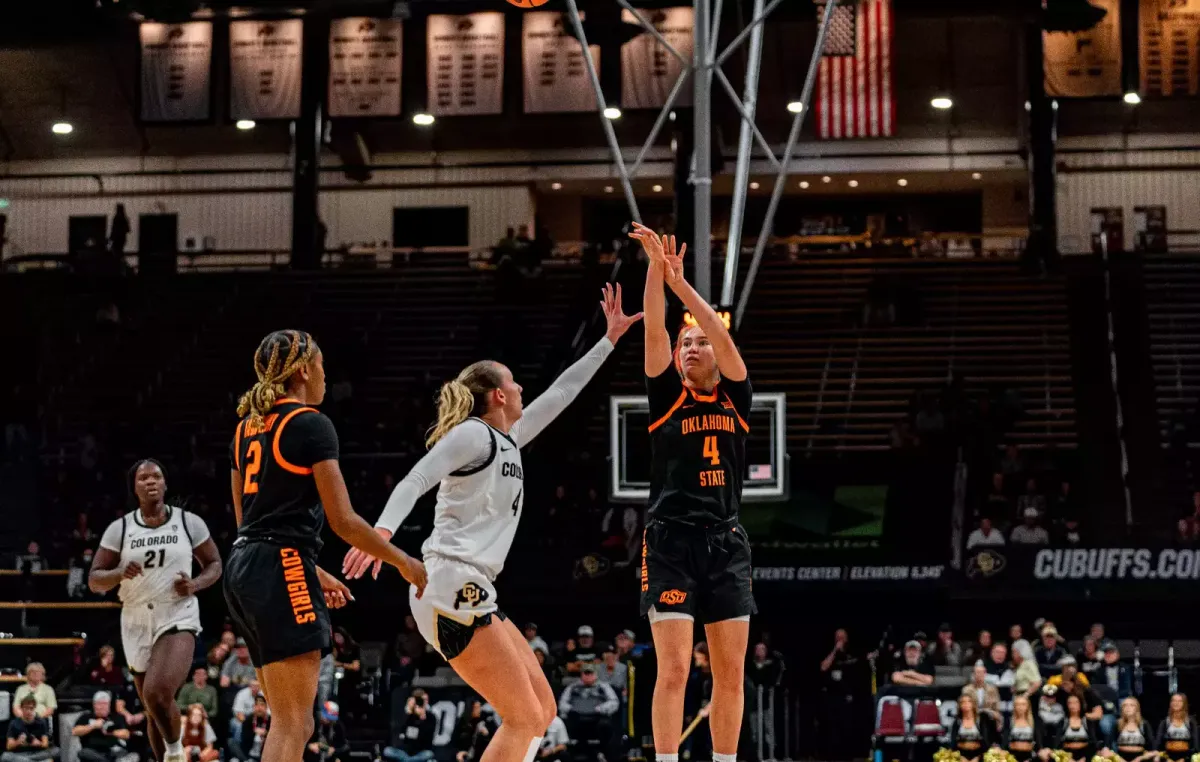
142, 681, 176, 711
656, 655, 690, 693
539, 699, 558, 731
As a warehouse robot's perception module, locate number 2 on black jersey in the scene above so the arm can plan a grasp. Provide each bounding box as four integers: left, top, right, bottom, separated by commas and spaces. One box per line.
703, 436, 721, 465
143, 549, 166, 568
243, 441, 263, 494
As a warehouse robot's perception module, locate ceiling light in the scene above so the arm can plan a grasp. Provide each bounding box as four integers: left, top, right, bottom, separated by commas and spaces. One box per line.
821, 176, 832, 183
749, 182, 760, 190
931, 96, 953, 110
971, 172, 982, 180
603, 107, 622, 120
52, 122, 73, 135
897, 178, 908, 187
652, 184, 663, 192
235, 119, 256, 130
848, 180, 859, 188
786, 101, 804, 114
551, 182, 562, 190
1123, 91, 1141, 105
412, 113, 435, 126
604, 185, 614, 193
799, 181, 810, 189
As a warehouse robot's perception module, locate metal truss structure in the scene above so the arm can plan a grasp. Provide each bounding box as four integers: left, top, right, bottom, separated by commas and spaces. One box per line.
564, 0, 838, 327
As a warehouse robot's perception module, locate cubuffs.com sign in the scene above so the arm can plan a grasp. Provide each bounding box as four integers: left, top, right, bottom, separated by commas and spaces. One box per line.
964, 547, 1200, 596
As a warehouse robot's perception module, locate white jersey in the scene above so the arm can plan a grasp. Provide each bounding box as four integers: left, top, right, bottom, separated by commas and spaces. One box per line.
99, 507, 211, 607
377, 337, 614, 580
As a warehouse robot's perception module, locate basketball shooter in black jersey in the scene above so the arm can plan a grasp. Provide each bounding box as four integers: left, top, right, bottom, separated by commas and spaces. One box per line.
629, 224, 755, 762
225, 330, 426, 762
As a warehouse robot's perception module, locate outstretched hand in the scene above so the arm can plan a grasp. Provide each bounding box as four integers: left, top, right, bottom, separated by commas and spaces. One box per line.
601, 283, 643, 345
629, 223, 686, 289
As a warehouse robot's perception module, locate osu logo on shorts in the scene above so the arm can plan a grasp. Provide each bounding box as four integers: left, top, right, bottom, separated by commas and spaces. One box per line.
454, 582, 489, 610
659, 589, 688, 606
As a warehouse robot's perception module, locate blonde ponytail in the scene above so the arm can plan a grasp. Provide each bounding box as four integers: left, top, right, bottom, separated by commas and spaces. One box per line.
425, 360, 507, 448
237, 330, 318, 424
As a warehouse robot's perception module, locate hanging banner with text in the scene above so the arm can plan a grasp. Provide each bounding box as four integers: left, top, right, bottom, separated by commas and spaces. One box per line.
328, 17, 403, 118
752, 563, 947, 587
620, 7, 694, 109
1044, 0, 1122, 97
522, 12, 600, 114
961, 546, 1200, 598
427, 12, 505, 116
1140, 0, 1200, 96
139, 22, 213, 122
229, 19, 303, 120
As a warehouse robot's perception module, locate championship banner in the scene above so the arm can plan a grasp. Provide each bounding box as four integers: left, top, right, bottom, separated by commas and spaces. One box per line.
139, 22, 212, 122
522, 12, 600, 113
814, 0, 894, 139
1044, 0, 1121, 97
1141, 0, 1200, 96
328, 17, 403, 117
620, 7, 694, 109
229, 19, 303, 120
427, 12, 505, 116
962, 546, 1200, 598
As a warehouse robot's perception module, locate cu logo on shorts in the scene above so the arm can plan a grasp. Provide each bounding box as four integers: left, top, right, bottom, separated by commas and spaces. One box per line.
658, 589, 688, 606
454, 582, 489, 610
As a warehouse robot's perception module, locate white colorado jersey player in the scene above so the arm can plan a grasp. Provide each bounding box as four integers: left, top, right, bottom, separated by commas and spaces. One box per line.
99, 507, 211, 606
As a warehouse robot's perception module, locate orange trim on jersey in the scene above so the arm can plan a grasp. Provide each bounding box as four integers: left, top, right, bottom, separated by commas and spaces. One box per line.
688, 384, 718, 403
274, 397, 302, 407
648, 390, 688, 433
233, 420, 246, 472
273, 407, 319, 475
724, 392, 750, 433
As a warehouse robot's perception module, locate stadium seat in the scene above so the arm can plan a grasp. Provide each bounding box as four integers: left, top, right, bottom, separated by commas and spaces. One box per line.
912, 699, 943, 738
1137, 639, 1169, 662
874, 696, 910, 743
1172, 639, 1200, 663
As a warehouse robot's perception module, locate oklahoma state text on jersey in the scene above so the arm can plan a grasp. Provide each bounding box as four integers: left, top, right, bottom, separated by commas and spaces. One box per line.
645, 371, 752, 525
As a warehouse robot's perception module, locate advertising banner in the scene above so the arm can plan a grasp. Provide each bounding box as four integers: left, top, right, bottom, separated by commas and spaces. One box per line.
962, 546, 1200, 598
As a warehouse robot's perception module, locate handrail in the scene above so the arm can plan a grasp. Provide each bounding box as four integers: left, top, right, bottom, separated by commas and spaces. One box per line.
0, 569, 70, 577
0, 638, 86, 646
0, 602, 119, 610
807, 345, 834, 454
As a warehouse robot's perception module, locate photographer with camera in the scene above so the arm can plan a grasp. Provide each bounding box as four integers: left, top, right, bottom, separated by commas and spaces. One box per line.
384, 690, 436, 762
305, 702, 349, 762
453, 699, 499, 762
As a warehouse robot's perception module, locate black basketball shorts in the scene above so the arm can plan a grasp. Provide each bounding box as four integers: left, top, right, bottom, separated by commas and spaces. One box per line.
223, 539, 331, 668
639, 520, 757, 624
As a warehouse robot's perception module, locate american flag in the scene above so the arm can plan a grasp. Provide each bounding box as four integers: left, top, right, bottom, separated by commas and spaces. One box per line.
814, 0, 895, 140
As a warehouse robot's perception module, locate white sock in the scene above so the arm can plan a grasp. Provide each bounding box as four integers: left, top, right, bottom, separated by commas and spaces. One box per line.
713, 753, 737, 762
657, 754, 680, 762
164, 736, 183, 757
521, 737, 543, 762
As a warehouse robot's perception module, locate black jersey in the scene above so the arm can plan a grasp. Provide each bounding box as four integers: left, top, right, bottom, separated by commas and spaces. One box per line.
230, 398, 339, 554
646, 370, 752, 525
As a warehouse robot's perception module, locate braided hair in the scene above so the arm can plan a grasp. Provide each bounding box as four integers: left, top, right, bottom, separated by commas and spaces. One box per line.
237, 330, 320, 424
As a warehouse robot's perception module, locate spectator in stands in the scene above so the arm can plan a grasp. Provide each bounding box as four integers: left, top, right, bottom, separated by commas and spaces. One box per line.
985, 643, 1015, 687
15, 541, 45, 573
109, 204, 130, 257
176, 667, 218, 719
927, 623, 964, 667
1012, 640, 1043, 698
965, 631, 994, 666
1096, 642, 1132, 702
204, 644, 229, 684
393, 614, 427, 682
13, 663, 57, 719
1010, 624, 1025, 643
1051, 482, 1077, 521
1102, 697, 1155, 762
889, 640, 934, 687
1090, 623, 1107, 643
538, 716, 570, 762
818, 630, 859, 761
1005, 695, 1042, 762
67, 548, 95, 600
1057, 694, 1098, 762
566, 626, 601, 675
221, 638, 256, 689
597, 646, 628, 699
1037, 628, 1069, 670
1001, 444, 1026, 486
89, 645, 123, 687
1017, 478, 1048, 519
524, 623, 549, 657
950, 694, 995, 762
1156, 693, 1196, 762
1077, 638, 1103, 679
305, 702, 349, 762
1040, 685, 1067, 740
453, 699, 497, 762
384, 690, 436, 762
1048, 656, 1091, 690
180, 705, 219, 762
962, 662, 1002, 723
558, 665, 619, 762
967, 518, 1006, 550
73, 691, 130, 762
614, 630, 636, 664
3, 694, 57, 762
985, 474, 1013, 522
230, 679, 262, 749
1056, 515, 1085, 547
1012, 508, 1051, 545
332, 628, 361, 707
230, 695, 271, 762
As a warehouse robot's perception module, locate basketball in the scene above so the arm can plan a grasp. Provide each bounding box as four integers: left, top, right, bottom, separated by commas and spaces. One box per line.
506, 0, 551, 7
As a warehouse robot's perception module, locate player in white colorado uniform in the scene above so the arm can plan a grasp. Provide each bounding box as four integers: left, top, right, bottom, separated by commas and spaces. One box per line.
343, 284, 641, 762
90, 459, 223, 762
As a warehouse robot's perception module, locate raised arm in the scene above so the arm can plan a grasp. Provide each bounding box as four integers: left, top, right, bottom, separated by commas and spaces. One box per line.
630, 224, 677, 377
511, 283, 641, 446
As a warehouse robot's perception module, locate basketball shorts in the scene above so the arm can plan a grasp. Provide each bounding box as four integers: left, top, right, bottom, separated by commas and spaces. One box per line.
223, 538, 330, 668
639, 520, 757, 625
411, 554, 506, 661
120, 595, 201, 673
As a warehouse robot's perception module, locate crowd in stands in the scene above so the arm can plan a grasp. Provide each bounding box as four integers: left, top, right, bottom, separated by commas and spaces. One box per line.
965, 443, 1080, 552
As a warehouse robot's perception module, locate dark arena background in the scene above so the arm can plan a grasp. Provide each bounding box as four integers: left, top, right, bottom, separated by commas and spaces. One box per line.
3, 0, 1200, 761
